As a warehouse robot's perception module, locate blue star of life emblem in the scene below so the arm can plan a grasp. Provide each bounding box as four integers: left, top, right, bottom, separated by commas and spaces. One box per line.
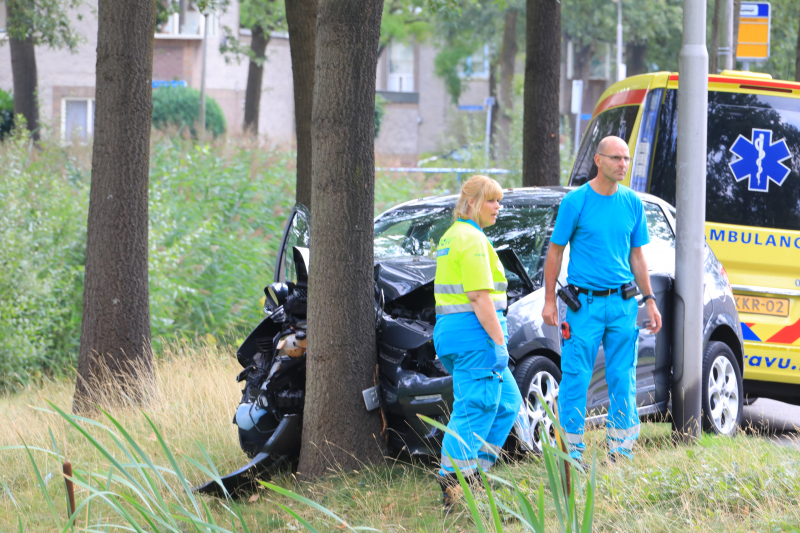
728, 129, 792, 192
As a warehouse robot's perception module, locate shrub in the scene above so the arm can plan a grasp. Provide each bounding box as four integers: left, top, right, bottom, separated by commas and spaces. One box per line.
152, 86, 226, 137
0, 89, 14, 140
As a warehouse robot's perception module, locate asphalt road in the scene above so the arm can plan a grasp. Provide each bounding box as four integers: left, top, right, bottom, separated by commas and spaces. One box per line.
743, 398, 800, 450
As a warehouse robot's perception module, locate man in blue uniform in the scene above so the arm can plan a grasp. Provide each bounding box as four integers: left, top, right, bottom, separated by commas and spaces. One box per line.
542, 135, 662, 462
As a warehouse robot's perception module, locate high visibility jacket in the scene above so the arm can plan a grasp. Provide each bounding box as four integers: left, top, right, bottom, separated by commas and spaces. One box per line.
434, 219, 507, 315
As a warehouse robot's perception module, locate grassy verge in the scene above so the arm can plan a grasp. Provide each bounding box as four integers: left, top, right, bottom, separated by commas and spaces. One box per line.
1, 341, 800, 532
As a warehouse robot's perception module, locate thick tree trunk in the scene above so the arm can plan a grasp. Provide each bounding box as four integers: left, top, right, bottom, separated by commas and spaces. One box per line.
497, 9, 517, 161
243, 24, 269, 134
522, 0, 560, 187
285, 0, 317, 208
74, 0, 156, 413
710, 0, 721, 73
796, 15, 800, 81
6, 3, 40, 141
733, 0, 742, 66
296, 0, 384, 480
626, 43, 647, 76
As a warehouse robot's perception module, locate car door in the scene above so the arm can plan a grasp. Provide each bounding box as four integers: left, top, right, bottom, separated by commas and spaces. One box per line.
275, 204, 311, 284
586, 202, 675, 416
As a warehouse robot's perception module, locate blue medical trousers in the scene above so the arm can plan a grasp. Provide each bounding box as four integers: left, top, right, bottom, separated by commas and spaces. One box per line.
558, 291, 640, 459
438, 341, 523, 476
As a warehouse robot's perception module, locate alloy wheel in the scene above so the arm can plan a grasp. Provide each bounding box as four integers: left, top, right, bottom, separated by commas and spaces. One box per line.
526, 370, 559, 452
707, 355, 739, 435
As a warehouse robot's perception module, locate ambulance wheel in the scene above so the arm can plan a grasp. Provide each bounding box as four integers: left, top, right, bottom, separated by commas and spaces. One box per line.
701, 341, 743, 436
514, 355, 561, 454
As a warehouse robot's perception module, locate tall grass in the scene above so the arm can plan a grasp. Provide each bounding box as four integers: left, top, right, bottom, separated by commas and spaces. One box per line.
0, 131, 446, 389
2, 340, 800, 532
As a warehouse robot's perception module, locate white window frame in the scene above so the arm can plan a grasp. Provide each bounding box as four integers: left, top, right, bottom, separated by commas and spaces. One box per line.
458, 44, 490, 80
61, 97, 95, 143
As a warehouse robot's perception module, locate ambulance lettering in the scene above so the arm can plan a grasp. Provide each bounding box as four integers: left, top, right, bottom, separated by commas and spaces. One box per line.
729, 129, 791, 192
707, 229, 800, 249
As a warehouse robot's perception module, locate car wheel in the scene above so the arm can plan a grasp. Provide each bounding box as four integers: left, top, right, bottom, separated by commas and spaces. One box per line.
514, 355, 561, 454
702, 341, 743, 436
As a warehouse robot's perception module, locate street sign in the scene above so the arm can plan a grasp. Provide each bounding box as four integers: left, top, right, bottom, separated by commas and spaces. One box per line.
737, 2, 770, 61
458, 104, 483, 112
484, 96, 496, 107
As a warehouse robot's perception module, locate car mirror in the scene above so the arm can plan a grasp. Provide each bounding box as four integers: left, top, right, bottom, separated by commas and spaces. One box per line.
265, 282, 289, 311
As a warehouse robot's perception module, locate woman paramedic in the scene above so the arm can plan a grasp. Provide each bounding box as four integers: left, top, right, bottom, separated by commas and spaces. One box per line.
433, 175, 522, 510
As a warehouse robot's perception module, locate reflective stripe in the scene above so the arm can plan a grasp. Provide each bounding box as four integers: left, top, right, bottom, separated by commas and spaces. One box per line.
434, 284, 464, 295
479, 442, 502, 459
494, 281, 508, 292
440, 455, 477, 476
494, 300, 507, 311
607, 438, 637, 451
477, 457, 495, 471
607, 424, 640, 440
436, 303, 475, 314
565, 432, 584, 445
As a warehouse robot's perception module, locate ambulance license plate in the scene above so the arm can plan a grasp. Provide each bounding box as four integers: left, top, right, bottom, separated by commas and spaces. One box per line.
734, 295, 789, 317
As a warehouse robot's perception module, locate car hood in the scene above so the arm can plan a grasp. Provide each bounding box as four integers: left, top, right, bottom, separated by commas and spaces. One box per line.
374, 258, 437, 303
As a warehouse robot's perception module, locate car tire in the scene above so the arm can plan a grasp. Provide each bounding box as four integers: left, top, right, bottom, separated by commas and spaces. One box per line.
513, 355, 562, 454
701, 341, 743, 436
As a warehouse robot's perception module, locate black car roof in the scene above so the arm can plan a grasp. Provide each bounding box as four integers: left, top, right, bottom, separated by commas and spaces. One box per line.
380, 186, 675, 213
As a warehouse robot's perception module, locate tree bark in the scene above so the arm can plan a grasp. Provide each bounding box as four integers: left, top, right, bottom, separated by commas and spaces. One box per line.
285, 0, 317, 208
243, 24, 269, 135
296, 0, 384, 480
626, 43, 647, 76
796, 14, 800, 81
497, 9, 517, 161
74, 0, 156, 413
522, 0, 560, 187
733, 0, 742, 66
489, 60, 498, 164
6, 3, 40, 141
710, 0, 721, 73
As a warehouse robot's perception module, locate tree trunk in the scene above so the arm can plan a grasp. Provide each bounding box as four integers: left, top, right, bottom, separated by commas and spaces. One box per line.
296, 0, 384, 480
285, 0, 317, 208
733, 0, 742, 66
523, 0, 560, 187
489, 60, 498, 164
497, 8, 517, 161
74, 0, 156, 413
710, 0, 721, 74
626, 43, 647, 76
243, 24, 269, 135
6, 3, 40, 141
796, 14, 800, 81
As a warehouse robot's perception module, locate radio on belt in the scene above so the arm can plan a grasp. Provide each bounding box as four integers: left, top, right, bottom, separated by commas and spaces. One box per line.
557, 280, 581, 312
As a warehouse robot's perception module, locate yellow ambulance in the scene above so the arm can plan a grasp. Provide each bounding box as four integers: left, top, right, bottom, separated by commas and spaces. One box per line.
569, 71, 800, 404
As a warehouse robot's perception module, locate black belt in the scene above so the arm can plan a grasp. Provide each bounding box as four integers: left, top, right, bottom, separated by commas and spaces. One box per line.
575, 286, 620, 297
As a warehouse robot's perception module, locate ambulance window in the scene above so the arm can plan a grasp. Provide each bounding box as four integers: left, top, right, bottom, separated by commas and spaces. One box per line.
649, 89, 800, 231
570, 105, 641, 186
642, 202, 675, 272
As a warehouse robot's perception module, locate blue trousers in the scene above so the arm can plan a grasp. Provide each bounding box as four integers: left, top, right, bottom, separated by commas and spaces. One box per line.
438, 341, 523, 476
558, 291, 640, 459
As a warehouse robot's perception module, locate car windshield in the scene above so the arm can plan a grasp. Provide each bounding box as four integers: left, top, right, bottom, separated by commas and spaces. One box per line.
374, 205, 556, 285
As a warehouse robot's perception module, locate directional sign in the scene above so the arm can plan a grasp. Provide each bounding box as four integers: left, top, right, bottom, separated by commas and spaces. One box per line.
728, 128, 791, 192
737, 2, 771, 61
458, 105, 483, 112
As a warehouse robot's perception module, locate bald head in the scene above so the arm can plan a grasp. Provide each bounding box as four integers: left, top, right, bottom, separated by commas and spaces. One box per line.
596, 136, 628, 156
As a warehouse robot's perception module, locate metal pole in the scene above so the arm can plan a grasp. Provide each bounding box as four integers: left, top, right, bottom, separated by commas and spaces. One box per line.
485, 97, 494, 168
719, 0, 734, 70
573, 115, 580, 154
200, 12, 209, 135
673, 0, 707, 443
616, 0, 624, 81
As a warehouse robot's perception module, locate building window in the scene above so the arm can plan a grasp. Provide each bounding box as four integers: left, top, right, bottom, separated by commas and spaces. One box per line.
458, 44, 490, 80
388, 42, 414, 92
155, 2, 217, 37
61, 98, 94, 142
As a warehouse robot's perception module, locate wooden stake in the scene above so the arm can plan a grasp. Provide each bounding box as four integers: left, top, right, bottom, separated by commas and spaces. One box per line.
63, 461, 76, 519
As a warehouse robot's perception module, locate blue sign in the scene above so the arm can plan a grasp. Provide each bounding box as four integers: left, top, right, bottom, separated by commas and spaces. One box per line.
580, 113, 593, 121
152, 80, 187, 88
458, 105, 484, 112
728, 128, 791, 192
741, 2, 769, 17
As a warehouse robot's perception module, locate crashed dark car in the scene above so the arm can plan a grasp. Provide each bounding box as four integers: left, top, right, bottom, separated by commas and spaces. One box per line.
197, 187, 745, 496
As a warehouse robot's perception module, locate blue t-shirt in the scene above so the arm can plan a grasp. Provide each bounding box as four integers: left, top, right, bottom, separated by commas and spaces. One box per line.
433, 219, 508, 356
550, 183, 650, 291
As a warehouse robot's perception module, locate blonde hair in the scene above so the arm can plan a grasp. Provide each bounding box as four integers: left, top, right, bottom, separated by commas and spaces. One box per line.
453, 175, 504, 222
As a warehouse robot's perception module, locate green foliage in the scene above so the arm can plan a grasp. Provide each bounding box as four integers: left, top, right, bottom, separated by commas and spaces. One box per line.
380, 0, 434, 48
152, 86, 227, 137
219, 0, 286, 66
3, 0, 84, 50
0, 89, 14, 140
0, 129, 88, 390
375, 94, 386, 138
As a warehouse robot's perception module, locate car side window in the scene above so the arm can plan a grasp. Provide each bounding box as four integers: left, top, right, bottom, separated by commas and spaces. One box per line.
642, 203, 675, 272
279, 210, 310, 283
